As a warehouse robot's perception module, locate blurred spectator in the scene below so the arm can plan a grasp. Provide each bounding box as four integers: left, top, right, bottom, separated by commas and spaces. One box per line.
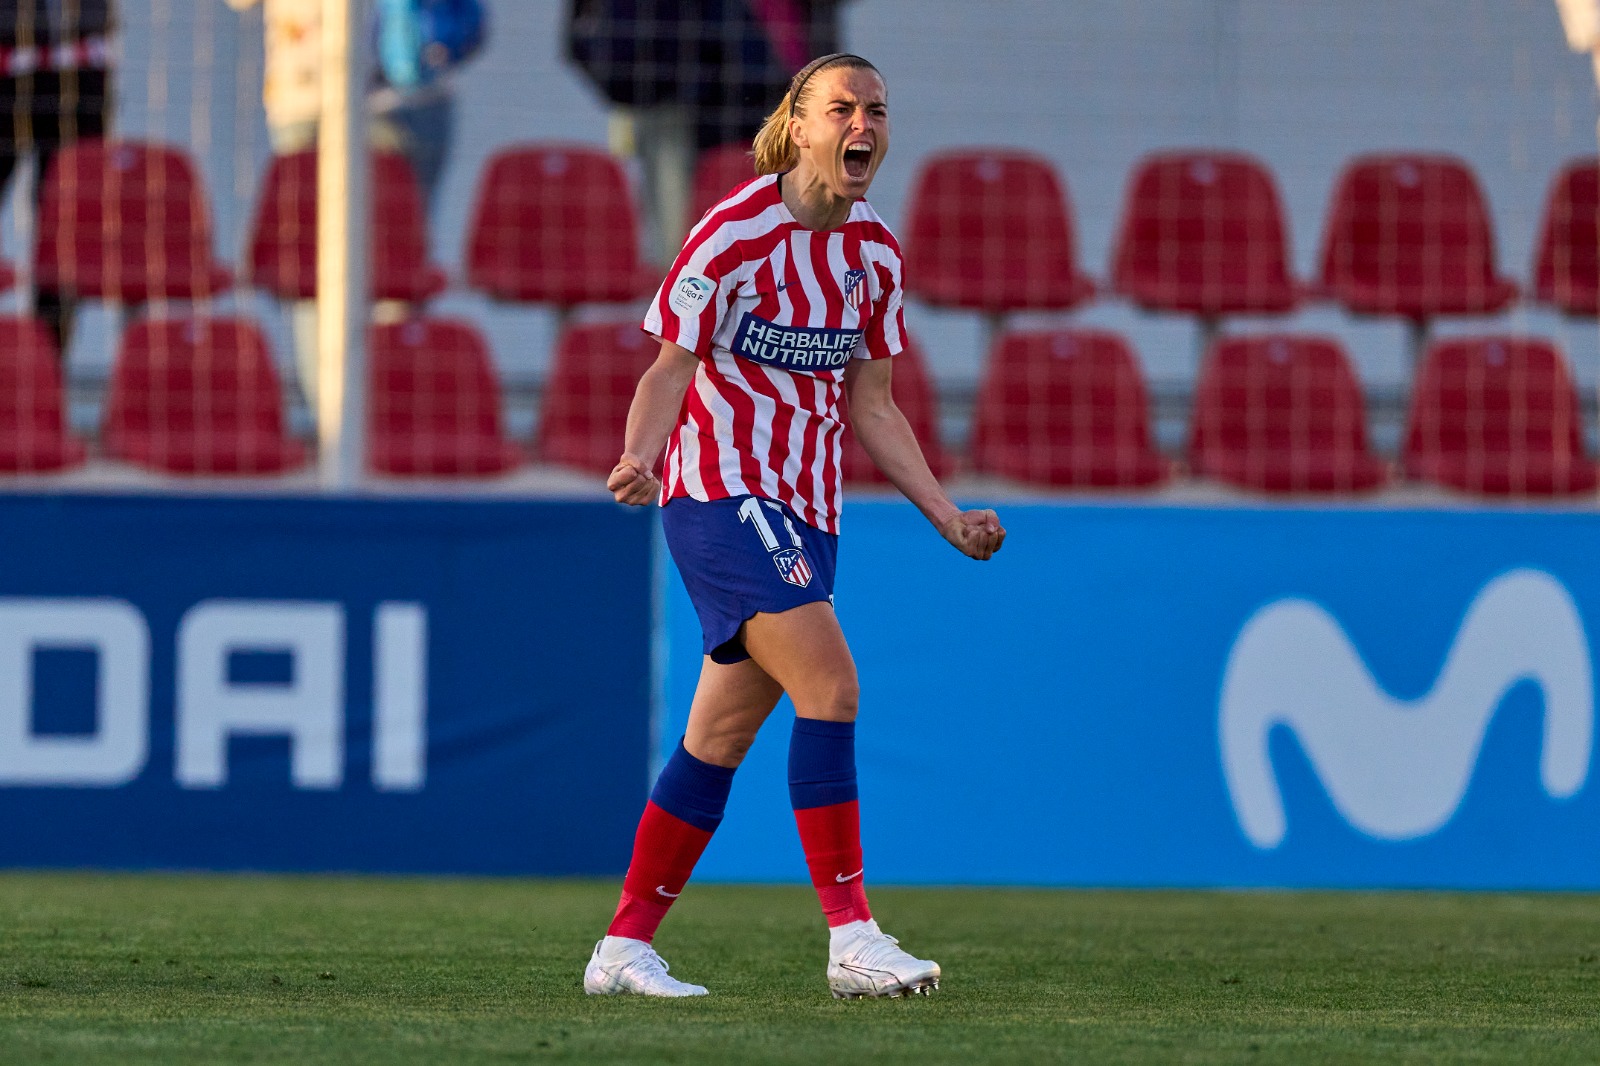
225, 0, 484, 407
566, 0, 848, 263
224, 0, 320, 152
372, 0, 486, 216
0, 0, 117, 356
226, 0, 483, 208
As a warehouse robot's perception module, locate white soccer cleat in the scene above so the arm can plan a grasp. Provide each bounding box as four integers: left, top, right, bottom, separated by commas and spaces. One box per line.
583, 936, 709, 997
826, 919, 941, 999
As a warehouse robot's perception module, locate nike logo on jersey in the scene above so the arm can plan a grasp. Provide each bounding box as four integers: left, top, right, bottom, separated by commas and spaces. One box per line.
835, 869, 864, 883
656, 886, 681, 898
775, 279, 791, 292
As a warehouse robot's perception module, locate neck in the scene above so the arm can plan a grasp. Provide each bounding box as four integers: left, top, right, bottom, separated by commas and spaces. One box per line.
781, 165, 854, 231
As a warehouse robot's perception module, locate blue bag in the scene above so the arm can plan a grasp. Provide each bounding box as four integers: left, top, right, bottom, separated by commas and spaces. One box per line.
377, 0, 488, 90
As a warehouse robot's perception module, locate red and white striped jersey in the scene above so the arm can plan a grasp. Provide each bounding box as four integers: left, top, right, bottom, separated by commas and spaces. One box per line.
643, 174, 906, 534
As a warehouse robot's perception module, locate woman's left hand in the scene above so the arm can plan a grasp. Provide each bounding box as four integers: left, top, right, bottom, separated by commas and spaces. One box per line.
939, 509, 1006, 560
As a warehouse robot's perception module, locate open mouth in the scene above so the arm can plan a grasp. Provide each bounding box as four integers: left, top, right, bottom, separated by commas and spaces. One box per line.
843, 143, 873, 180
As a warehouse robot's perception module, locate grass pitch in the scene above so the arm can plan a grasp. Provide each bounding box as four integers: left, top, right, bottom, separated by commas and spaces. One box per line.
2, 875, 1600, 1064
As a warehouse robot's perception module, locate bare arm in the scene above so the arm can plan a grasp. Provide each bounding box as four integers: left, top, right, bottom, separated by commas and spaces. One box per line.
844, 357, 1006, 560
606, 340, 701, 505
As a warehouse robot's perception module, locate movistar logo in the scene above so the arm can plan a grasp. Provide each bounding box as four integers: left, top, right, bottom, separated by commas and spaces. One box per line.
1219, 569, 1593, 848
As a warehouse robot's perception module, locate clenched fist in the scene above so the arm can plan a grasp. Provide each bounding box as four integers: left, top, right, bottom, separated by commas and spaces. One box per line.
939, 509, 1006, 560
607, 454, 658, 506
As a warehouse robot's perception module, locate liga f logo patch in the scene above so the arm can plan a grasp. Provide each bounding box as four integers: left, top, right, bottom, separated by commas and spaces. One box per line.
670, 274, 714, 315
842, 268, 868, 309
773, 548, 813, 588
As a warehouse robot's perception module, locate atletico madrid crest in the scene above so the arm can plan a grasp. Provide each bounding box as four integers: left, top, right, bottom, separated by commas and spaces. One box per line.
773, 548, 813, 587
842, 268, 868, 309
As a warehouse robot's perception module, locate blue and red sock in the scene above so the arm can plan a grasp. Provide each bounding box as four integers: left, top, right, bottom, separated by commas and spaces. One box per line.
789, 717, 872, 927
608, 739, 735, 943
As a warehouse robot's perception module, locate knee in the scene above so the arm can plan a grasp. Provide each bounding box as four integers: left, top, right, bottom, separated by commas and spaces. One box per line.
693, 723, 760, 768
804, 674, 859, 723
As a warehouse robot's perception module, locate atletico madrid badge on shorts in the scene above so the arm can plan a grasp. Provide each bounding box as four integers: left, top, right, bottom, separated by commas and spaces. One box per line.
773, 548, 813, 588
842, 268, 868, 309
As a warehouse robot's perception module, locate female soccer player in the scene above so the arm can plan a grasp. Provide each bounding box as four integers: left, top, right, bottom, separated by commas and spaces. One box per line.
584, 52, 1006, 1000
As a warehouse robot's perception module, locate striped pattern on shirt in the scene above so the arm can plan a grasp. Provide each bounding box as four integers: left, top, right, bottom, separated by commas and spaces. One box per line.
643, 174, 906, 534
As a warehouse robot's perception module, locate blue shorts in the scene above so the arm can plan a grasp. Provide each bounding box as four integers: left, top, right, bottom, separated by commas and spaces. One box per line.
662, 495, 838, 665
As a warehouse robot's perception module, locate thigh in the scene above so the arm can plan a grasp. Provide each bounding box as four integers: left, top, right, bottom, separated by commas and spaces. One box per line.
683, 654, 785, 767
740, 600, 858, 722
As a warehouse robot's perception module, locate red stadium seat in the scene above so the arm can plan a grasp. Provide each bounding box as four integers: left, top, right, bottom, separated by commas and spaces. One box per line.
1317, 154, 1517, 319
36, 140, 233, 303
971, 330, 1168, 487
104, 317, 308, 475
1532, 158, 1600, 315
244, 149, 448, 302
690, 142, 759, 225
369, 318, 523, 477
465, 144, 652, 306
1404, 336, 1597, 496
1113, 152, 1302, 316
0, 317, 85, 472
902, 150, 1096, 314
1189, 335, 1386, 493
841, 337, 953, 484
535, 322, 656, 474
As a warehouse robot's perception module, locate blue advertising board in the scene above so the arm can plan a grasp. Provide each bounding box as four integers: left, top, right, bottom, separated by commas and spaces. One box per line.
663, 500, 1600, 889
0, 495, 653, 875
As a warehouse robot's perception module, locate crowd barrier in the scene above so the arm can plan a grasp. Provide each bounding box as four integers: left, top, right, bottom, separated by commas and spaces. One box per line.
0, 495, 653, 874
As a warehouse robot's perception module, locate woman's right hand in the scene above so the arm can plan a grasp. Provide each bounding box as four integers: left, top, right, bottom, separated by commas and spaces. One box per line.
607, 454, 658, 505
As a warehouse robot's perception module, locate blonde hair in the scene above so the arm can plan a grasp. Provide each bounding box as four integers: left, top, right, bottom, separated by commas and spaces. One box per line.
752, 53, 880, 176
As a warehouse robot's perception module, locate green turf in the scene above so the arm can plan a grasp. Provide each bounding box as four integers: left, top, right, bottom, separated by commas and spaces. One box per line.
2, 875, 1600, 1064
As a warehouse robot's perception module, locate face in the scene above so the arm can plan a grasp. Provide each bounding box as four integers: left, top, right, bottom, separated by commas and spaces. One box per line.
789, 66, 889, 199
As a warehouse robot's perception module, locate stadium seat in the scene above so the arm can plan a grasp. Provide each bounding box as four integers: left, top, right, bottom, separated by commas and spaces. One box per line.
104, 317, 308, 475
35, 140, 233, 303
690, 142, 758, 225
902, 150, 1096, 314
370, 318, 523, 477
1316, 154, 1517, 319
841, 337, 953, 484
1532, 158, 1600, 315
244, 149, 448, 302
970, 330, 1168, 487
1189, 335, 1386, 493
535, 322, 655, 474
465, 144, 653, 306
0, 317, 86, 472
1403, 336, 1597, 496
1112, 151, 1302, 317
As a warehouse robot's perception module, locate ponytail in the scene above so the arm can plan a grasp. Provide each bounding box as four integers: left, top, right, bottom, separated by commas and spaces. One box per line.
751, 53, 881, 177
752, 93, 798, 175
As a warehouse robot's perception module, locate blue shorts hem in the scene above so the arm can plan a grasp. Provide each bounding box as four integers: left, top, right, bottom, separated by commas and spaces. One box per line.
663, 494, 838, 665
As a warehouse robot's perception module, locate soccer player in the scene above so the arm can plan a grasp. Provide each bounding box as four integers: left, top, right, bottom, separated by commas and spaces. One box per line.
585, 52, 1006, 1000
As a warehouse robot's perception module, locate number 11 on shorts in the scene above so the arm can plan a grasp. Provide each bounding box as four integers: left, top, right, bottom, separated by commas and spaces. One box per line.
738, 497, 803, 553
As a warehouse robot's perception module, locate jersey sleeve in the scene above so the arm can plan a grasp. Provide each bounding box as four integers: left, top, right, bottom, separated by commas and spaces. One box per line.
643, 224, 737, 358
857, 256, 907, 361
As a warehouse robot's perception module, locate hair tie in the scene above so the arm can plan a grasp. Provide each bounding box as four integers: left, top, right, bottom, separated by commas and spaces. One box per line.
788, 53, 876, 118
